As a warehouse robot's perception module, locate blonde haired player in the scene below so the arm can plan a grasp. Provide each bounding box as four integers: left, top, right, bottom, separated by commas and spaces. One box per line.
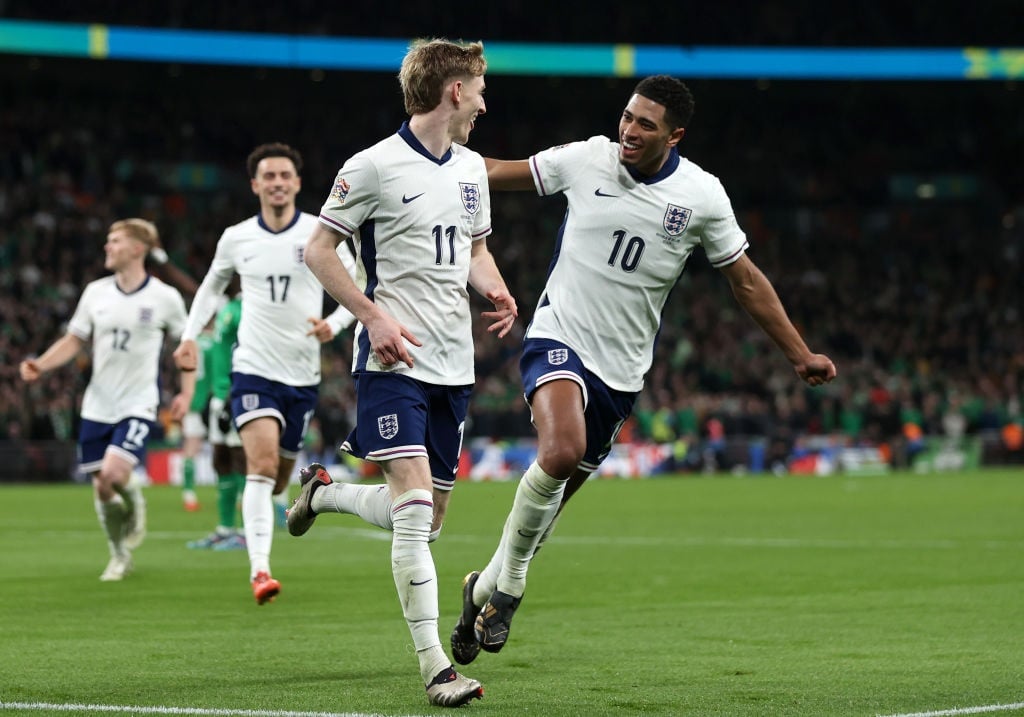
290, 38, 517, 707
20, 218, 195, 581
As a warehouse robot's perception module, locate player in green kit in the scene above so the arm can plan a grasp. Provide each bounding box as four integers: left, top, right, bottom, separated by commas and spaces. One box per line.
187, 289, 247, 550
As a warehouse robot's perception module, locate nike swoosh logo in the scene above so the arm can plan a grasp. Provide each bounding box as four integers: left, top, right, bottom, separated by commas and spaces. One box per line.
517, 529, 538, 539
242, 255, 257, 262
402, 193, 425, 204
594, 188, 619, 198
410, 578, 433, 586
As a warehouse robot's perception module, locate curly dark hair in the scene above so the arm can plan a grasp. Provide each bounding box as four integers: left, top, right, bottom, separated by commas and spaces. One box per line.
632, 75, 695, 130
246, 142, 304, 178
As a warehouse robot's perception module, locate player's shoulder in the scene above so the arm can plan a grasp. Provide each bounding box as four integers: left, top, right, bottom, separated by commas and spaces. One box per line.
143, 274, 186, 301
537, 135, 616, 170
355, 134, 400, 163
296, 211, 319, 227
82, 275, 116, 293
451, 142, 485, 162
220, 214, 261, 239
675, 156, 722, 184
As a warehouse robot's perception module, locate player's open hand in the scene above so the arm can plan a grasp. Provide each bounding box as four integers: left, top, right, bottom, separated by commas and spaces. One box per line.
365, 310, 422, 369
795, 354, 837, 387
481, 288, 518, 339
173, 340, 198, 372
306, 317, 335, 343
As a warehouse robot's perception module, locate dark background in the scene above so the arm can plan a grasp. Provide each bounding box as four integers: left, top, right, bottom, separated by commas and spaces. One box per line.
2, 4, 1021, 474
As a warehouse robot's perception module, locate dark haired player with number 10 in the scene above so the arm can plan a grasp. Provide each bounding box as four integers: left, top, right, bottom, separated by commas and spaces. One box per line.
451, 75, 838, 665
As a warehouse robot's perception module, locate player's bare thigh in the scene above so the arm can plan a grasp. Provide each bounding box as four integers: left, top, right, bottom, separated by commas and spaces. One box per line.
239, 416, 281, 479
530, 379, 587, 477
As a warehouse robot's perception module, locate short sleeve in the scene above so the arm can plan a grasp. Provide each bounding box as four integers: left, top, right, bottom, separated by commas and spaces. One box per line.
699, 177, 749, 268
66, 283, 95, 341
529, 137, 603, 197
319, 152, 381, 237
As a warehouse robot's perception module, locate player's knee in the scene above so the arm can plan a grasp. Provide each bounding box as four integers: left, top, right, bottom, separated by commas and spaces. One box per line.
538, 441, 585, 479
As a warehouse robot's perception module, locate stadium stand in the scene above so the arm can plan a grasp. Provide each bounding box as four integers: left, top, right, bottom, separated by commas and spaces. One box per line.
2, 10, 1021, 479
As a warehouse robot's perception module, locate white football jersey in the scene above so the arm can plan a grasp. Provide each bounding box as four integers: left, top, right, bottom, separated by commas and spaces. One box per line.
527, 136, 749, 392
319, 123, 492, 386
182, 212, 354, 386
68, 275, 187, 422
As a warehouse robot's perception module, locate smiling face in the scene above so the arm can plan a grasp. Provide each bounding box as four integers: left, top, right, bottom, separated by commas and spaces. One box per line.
450, 74, 487, 145
250, 155, 301, 213
103, 228, 146, 272
617, 93, 685, 177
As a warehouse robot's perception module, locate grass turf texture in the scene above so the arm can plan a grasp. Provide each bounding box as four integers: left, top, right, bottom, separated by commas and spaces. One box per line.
2, 468, 1023, 717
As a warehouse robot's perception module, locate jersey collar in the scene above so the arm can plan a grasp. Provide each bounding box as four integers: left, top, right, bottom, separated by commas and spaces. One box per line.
257, 210, 302, 234
625, 147, 680, 185
398, 121, 453, 165
115, 274, 151, 295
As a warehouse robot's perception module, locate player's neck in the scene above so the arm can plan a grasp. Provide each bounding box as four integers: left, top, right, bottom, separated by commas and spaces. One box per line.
115, 264, 147, 293
260, 204, 298, 233
407, 114, 452, 160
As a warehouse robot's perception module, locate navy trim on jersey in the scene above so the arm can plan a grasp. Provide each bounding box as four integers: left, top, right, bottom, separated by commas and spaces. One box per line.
398, 121, 453, 165
114, 274, 151, 296
257, 209, 302, 234
355, 219, 378, 371
625, 147, 680, 184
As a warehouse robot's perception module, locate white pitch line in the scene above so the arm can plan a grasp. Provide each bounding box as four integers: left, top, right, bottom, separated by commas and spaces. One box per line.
878, 701, 1024, 717
0, 702, 429, 717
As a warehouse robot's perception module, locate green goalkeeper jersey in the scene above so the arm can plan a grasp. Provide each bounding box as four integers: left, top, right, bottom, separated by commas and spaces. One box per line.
210, 295, 242, 401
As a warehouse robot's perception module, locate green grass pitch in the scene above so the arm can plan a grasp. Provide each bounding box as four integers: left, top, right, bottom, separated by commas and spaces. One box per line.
2, 468, 1023, 716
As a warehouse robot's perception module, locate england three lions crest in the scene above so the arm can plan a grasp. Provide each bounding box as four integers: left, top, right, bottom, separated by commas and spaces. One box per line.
663, 204, 692, 236
459, 182, 481, 215
547, 348, 569, 365
378, 413, 399, 440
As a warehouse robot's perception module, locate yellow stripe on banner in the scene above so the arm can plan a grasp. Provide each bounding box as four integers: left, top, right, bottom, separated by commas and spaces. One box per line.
613, 44, 635, 77
964, 47, 1024, 79
88, 24, 108, 58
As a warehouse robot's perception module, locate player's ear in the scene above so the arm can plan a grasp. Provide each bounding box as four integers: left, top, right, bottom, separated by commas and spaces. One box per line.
667, 127, 685, 148
449, 79, 463, 106
250, 177, 260, 196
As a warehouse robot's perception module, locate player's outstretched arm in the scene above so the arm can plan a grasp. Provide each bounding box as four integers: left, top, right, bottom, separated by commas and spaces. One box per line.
484, 158, 535, 191
718, 254, 837, 387
469, 239, 518, 338
19, 333, 85, 383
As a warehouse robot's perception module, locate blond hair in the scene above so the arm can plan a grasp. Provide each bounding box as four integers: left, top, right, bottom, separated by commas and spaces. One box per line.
398, 38, 486, 115
110, 218, 160, 250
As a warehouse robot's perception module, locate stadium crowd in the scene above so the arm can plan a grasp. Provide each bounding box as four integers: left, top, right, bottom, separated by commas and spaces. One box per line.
2, 29, 1022, 474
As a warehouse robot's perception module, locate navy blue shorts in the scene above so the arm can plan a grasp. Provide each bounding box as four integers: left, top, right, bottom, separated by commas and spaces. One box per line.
520, 338, 637, 472
230, 372, 319, 457
78, 417, 155, 474
341, 372, 471, 491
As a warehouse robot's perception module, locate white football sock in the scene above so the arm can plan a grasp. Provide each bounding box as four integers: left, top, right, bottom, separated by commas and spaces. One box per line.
496, 462, 565, 598
390, 489, 448, 683
242, 475, 275, 579
95, 495, 128, 558
313, 482, 394, 531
